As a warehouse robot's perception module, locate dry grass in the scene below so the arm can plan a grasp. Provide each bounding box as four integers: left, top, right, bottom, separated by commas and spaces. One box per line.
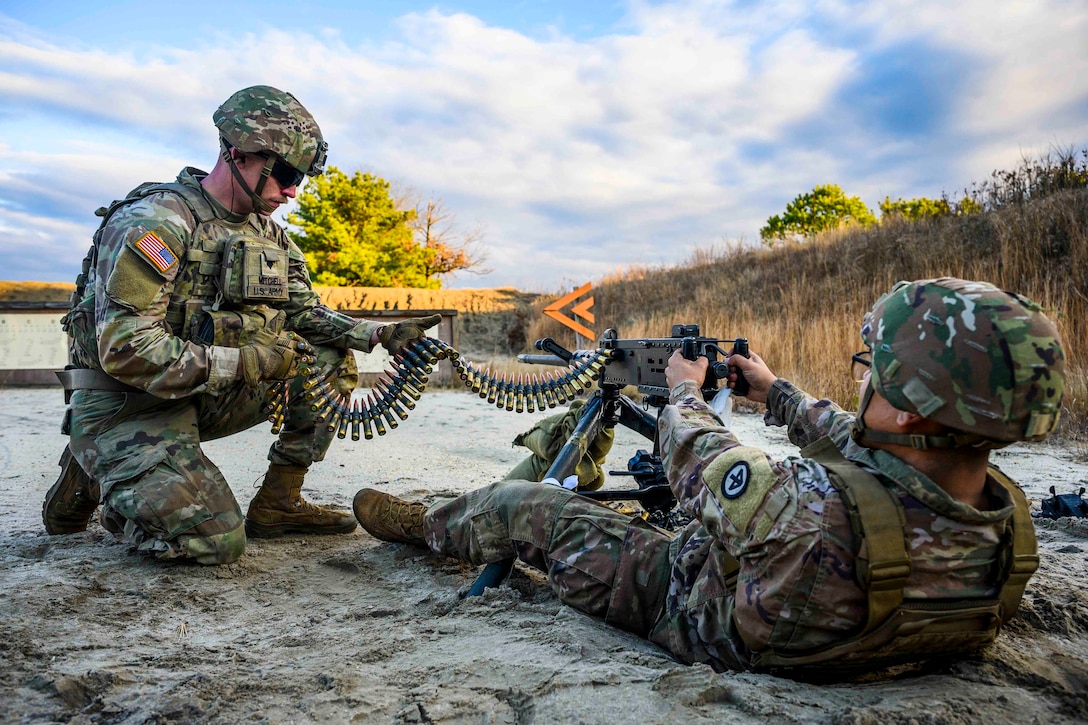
0, 281, 74, 302
316, 286, 542, 359
314, 286, 539, 315
526, 153, 1088, 439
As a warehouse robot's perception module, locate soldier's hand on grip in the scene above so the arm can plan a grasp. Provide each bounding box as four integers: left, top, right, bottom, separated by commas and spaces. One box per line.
725, 350, 776, 404
377, 314, 442, 354
239, 330, 316, 387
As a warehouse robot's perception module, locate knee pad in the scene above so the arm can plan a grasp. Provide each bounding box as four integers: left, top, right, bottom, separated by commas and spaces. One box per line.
181, 524, 247, 565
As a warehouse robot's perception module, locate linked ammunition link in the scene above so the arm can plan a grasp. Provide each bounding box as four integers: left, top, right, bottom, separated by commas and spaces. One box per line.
263, 337, 612, 439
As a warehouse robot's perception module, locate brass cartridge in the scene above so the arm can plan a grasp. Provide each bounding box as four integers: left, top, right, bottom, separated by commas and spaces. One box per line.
409, 340, 438, 365
375, 381, 408, 421
329, 400, 347, 436
367, 395, 385, 436
400, 347, 432, 374
514, 374, 525, 413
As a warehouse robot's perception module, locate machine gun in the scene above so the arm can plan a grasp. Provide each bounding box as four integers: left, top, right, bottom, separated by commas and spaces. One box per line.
286, 324, 750, 594
520, 324, 750, 406
465, 324, 749, 596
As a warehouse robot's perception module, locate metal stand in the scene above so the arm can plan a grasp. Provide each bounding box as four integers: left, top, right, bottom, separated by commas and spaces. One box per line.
463, 349, 666, 598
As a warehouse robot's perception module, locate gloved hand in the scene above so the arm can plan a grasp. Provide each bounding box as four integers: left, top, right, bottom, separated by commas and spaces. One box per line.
239, 330, 316, 387
377, 314, 442, 354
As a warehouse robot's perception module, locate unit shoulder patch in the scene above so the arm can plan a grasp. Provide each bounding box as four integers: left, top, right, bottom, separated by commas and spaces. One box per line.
701, 445, 778, 534
720, 461, 751, 499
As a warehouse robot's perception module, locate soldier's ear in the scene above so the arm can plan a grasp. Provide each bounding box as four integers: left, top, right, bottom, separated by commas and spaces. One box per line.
896, 410, 928, 429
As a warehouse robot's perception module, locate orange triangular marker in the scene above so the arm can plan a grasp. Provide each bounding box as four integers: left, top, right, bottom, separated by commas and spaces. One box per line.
543, 283, 595, 339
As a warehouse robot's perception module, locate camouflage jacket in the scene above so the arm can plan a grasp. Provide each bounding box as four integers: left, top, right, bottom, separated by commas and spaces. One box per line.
73, 168, 379, 399
653, 379, 1019, 670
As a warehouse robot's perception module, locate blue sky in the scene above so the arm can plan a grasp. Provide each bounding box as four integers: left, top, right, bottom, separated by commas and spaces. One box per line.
2, 0, 1086, 291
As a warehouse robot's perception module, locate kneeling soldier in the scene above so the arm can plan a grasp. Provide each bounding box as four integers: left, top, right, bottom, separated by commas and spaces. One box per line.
44, 85, 438, 564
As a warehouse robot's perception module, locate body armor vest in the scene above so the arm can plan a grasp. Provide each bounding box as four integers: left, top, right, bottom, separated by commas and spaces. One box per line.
749, 437, 1038, 677
65, 178, 290, 364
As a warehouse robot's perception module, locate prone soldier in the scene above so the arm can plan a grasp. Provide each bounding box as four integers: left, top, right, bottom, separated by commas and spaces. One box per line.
43, 85, 439, 565
353, 278, 1065, 674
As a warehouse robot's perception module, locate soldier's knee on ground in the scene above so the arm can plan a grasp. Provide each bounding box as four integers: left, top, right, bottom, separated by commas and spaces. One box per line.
179, 525, 247, 565
102, 464, 246, 563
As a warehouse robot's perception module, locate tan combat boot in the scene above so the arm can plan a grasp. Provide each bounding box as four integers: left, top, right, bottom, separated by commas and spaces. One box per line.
43, 447, 100, 534
352, 489, 427, 546
245, 464, 357, 538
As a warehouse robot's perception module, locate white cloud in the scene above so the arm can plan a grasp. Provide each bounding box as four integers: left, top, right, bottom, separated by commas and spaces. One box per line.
0, 1, 1086, 290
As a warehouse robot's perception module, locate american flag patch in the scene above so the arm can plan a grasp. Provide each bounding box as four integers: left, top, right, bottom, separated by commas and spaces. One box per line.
133, 231, 177, 273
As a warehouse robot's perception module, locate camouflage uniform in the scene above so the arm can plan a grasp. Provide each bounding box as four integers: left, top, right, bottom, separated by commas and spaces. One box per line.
66, 168, 377, 563
363, 277, 1061, 671
424, 382, 1031, 672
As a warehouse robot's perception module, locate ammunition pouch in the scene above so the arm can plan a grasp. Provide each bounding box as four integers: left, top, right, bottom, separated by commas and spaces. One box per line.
61, 299, 102, 371
219, 235, 290, 305
189, 305, 286, 348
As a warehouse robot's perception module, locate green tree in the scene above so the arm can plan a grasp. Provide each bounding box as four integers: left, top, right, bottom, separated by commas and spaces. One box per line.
879, 194, 983, 221
287, 167, 435, 288
760, 184, 877, 244
879, 195, 951, 221
954, 196, 983, 215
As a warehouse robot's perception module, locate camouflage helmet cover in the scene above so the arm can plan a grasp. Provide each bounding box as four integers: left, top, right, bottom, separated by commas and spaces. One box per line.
861, 277, 1065, 443
213, 85, 327, 176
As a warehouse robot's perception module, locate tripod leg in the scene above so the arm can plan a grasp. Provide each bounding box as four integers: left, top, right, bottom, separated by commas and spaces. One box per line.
463, 559, 515, 598
465, 395, 605, 597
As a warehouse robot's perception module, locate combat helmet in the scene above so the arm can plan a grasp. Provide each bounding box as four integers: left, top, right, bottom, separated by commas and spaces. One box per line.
851, 277, 1065, 450
213, 85, 328, 212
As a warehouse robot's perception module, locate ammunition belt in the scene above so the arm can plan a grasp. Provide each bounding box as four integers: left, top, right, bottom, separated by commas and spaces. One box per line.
264, 337, 611, 441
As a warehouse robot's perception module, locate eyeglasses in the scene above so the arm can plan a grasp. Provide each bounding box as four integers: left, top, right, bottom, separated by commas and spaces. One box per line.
851, 349, 872, 382
264, 155, 306, 189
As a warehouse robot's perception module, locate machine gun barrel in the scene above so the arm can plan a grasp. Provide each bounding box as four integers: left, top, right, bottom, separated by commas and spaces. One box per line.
516, 354, 567, 366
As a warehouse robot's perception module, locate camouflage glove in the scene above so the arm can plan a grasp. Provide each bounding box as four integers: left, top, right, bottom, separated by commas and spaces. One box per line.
238, 330, 316, 387
377, 314, 442, 355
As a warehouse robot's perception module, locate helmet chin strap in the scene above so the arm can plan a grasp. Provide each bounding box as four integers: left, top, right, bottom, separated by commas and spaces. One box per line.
221, 138, 277, 214
848, 384, 998, 450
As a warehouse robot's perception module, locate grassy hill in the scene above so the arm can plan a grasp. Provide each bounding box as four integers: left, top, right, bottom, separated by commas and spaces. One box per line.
0, 282, 74, 303
526, 152, 1087, 440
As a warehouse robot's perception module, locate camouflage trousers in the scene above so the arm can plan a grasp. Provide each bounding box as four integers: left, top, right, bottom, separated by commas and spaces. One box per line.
68, 345, 355, 564
424, 479, 673, 636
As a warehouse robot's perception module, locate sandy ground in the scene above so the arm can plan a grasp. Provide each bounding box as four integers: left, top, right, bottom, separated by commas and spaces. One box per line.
2, 386, 1088, 725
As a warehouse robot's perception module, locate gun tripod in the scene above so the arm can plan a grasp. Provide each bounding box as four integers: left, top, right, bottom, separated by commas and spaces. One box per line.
464, 340, 683, 597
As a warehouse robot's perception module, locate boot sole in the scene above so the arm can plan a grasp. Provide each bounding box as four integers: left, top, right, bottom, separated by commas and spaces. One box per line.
245, 518, 358, 539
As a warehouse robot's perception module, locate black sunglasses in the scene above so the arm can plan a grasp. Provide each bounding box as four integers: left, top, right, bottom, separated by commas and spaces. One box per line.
851, 349, 872, 382
265, 155, 305, 189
